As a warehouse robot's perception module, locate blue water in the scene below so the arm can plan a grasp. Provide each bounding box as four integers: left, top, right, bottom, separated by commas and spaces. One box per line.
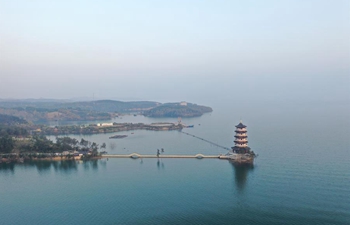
1, 102, 349, 225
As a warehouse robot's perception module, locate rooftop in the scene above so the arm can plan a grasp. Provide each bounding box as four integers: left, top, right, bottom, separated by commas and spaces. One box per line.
235, 122, 247, 128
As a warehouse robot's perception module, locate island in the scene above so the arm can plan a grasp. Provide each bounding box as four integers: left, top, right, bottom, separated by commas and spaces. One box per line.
0, 114, 185, 163
38, 122, 184, 135
142, 102, 212, 117
0, 99, 212, 163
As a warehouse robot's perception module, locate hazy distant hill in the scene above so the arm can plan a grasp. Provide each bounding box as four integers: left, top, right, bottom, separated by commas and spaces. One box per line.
142, 103, 212, 117
0, 100, 160, 122
0, 100, 211, 122
0, 114, 28, 126
0, 99, 159, 112
0, 107, 113, 122
63, 100, 159, 112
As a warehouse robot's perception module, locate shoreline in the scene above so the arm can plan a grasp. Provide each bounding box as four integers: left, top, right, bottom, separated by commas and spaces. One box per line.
39, 122, 184, 136
0, 156, 102, 163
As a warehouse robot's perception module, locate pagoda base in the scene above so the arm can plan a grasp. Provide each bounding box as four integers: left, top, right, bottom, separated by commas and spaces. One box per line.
221, 149, 255, 164
231, 146, 251, 154
230, 157, 254, 165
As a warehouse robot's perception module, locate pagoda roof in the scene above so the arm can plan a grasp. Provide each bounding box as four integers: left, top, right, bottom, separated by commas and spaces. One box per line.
235, 122, 247, 128
234, 135, 247, 138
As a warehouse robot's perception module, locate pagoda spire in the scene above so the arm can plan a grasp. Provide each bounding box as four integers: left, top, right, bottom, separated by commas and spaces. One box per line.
232, 120, 250, 154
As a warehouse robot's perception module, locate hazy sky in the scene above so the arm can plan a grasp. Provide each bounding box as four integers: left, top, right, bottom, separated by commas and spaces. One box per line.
0, 0, 349, 104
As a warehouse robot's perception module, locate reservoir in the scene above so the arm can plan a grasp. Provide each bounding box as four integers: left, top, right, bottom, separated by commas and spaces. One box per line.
1, 102, 349, 225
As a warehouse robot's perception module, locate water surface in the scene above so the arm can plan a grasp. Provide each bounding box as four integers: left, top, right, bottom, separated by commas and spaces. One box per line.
1, 102, 349, 225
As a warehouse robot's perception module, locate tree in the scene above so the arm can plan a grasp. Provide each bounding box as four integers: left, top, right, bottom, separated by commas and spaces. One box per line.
32, 136, 53, 153
91, 142, 99, 156
80, 138, 89, 147
0, 135, 14, 153
91, 142, 98, 150
56, 137, 79, 151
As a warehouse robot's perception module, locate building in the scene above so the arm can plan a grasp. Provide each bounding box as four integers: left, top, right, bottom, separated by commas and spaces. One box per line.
180, 101, 187, 106
232, 121, 251, 154
97, 123, 114, 127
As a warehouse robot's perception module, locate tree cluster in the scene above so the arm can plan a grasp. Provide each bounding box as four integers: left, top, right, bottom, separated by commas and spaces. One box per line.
0, 135, 105, 155
0, 126, 28, 136
0, 135, 14, 153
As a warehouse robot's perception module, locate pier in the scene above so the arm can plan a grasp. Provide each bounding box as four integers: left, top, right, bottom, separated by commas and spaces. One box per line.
102, 153, 225, 159
180, 131, 231, 150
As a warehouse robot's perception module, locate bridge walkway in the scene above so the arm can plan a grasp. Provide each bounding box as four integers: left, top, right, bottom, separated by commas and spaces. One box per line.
102, 153, 221, 159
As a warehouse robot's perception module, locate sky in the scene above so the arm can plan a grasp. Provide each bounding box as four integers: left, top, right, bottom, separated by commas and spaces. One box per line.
0, 0, 349, 105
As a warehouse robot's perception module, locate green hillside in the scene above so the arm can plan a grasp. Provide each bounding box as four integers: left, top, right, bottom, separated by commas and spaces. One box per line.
142, 103, 212, 117
0, 100, 211, 122
0, 114, 28, 125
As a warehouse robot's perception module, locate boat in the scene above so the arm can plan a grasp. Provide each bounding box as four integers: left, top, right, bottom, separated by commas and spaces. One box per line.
187, 125, 194, 128
109, 135, 128, 139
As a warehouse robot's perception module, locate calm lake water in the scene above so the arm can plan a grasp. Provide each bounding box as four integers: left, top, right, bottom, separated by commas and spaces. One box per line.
1, 101, 349, 225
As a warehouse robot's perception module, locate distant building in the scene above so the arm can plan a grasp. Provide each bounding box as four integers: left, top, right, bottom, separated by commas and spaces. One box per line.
78, 150, 90, 156
97, 123, 114, 127
180, 101, 187, 106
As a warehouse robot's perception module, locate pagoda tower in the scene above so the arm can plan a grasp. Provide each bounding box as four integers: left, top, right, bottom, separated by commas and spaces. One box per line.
232, 121, 251, 154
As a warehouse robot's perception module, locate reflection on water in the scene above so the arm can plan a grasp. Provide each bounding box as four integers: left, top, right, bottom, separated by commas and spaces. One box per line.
229, 161, 254, 192
30, 160, 56, 172
83, 160, 99, 171
0, 160, 104, 174
157, 159, 165, 169
0, 163, 15, 173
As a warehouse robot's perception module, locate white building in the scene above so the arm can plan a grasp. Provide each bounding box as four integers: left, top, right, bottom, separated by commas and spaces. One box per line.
97, 123, 114, 127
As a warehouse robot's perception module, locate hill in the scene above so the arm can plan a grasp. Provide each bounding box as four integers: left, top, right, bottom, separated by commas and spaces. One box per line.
0, 100, 160, 122
63, 100, 159, 112
0, 114, 28, 126
0, 100, 159, 112
0, 100, 211, 122
142, 103, 212, 117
